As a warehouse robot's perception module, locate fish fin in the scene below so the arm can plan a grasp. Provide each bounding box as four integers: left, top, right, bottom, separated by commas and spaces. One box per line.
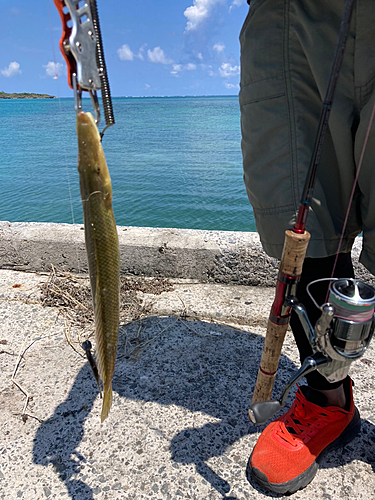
83, 341, 103, 398
100, 383, 113, 423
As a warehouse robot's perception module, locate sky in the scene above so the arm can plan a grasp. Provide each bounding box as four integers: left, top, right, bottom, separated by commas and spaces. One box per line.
0, 0, 249, 97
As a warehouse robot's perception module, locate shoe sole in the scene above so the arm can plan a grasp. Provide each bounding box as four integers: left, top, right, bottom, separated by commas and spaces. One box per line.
246, 407, 361, 495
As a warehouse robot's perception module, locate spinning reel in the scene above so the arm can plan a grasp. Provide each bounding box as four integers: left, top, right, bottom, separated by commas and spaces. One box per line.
249, 278, 375, 425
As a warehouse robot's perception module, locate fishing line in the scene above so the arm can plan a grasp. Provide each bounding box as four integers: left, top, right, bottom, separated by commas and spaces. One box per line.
47, 0, 59, 79
47, 0, 81, 273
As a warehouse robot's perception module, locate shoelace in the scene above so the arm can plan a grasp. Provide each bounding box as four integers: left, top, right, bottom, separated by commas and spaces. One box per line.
276, 391, 345, 445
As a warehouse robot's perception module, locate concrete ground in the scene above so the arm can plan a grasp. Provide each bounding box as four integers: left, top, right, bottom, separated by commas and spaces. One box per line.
0, 223, 375, 500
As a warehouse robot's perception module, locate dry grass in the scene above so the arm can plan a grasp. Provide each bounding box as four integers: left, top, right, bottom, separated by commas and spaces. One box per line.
38, 265, 175, 356
40, 265, 173, 325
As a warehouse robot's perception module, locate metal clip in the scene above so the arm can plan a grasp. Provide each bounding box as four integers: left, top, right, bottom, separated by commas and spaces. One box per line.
54, 0, 115, 133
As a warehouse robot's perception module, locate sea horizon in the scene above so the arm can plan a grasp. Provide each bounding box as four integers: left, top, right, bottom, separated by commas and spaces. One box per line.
1, 93, 238, 100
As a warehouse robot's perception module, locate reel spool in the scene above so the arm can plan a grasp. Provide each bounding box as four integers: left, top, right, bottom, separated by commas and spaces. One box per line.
311, 279, 375, 383
249, 278, 375, 425
326, 279, 375, 358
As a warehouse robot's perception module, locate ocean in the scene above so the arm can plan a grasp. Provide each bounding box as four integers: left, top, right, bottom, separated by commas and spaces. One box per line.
0, 96, 256, 232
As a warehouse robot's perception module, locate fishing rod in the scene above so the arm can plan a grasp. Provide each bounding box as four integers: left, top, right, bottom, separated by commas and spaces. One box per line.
248, 0, 375, 422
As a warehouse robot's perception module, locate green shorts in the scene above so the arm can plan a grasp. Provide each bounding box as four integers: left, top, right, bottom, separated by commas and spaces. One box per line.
239, 0, 375, 275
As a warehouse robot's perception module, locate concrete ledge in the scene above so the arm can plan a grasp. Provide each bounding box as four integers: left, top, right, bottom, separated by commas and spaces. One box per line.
0, 221, 373, 286
0, 221, 276, 285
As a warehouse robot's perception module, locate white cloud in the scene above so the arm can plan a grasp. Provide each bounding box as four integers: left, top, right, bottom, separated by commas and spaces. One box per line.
117, 44, 134, 61
171, 64, 182, 76
170, 63, 197, 76
213, 42, 225, 53
224, 82, 239, 89
230, 0, 246, 9
138, 45, 146, 61
201, 63, 215, 76
219, 62, 240, 78
184, 0, 225, 32
1, 61, 21, 78
44, 61, 63, 79
147, 47, 173, 64
117, 44, 145, 61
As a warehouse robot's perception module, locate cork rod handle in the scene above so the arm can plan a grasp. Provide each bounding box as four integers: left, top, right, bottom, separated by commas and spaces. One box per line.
251, 230, 310, 404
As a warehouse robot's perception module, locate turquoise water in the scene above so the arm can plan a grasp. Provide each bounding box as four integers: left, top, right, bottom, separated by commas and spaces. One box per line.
0, 96, 256, 232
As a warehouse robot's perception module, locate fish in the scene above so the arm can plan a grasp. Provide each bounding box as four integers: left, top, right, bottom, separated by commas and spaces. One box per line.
76, 111, 120, 422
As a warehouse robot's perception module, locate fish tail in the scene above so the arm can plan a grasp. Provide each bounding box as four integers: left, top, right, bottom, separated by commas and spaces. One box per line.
101, 382, 113, 423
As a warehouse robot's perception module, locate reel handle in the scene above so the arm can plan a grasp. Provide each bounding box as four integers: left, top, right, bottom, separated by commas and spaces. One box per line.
249, 354, 329, 424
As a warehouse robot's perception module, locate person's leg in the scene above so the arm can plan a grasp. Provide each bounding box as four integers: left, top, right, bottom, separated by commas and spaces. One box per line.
290, 252, 354, 408
247, 254, 360, 494
239, 0, 367, 494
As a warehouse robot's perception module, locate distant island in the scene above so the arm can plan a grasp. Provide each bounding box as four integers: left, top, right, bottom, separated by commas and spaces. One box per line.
0, 91, 56, 99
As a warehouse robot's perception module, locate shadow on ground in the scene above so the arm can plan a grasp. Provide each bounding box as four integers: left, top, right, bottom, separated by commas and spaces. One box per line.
32, 316, 375, 499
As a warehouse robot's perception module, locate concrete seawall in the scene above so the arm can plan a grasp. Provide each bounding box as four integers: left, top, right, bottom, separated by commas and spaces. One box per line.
0, 221, 373, 287
0, 221, 280, 286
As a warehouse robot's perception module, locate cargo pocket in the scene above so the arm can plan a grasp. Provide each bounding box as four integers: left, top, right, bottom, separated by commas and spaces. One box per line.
239, 0, 297, 255
240, 90, 294, 213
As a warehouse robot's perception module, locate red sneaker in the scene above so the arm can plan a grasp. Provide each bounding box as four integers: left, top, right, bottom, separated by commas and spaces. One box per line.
247, 377, 361, 494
